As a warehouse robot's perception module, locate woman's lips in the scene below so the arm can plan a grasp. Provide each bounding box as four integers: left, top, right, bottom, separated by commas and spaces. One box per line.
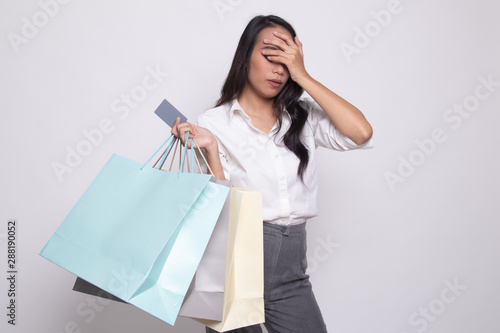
268, 79, 282, 88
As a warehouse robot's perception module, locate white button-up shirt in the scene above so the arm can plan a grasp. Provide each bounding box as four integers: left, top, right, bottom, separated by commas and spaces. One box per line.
197, 98, 373, 225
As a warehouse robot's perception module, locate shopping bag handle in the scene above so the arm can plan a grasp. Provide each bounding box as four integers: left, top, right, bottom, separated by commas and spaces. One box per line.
192, 138, 215, 177
157, 135, 178, 170
152, 132, 188, 178
178, 132, 189, 177
140, 132, 188, 178
140, 134, 175, 170
140, 133, 215, 177
180, 134, 216, 177
155, 136, 190, 175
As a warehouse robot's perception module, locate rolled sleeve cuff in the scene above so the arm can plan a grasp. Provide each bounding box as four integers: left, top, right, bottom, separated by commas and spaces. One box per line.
327, 127, 374, 151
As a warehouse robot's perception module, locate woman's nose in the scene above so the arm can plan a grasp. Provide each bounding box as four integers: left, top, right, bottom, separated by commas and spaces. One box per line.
273, 63, 285, 75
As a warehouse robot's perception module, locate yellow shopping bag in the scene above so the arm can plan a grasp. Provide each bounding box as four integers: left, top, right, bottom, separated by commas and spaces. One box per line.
194, 188, 264, 332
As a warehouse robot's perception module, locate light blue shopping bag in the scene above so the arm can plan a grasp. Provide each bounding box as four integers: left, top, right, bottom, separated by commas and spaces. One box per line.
40, 134, 229, 325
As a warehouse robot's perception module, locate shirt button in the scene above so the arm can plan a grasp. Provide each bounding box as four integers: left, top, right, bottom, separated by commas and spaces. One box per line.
280, 175, 285, 181
274, 154, 279, 158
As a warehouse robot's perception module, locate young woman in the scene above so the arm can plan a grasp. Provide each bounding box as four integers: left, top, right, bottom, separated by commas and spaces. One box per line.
172, 15, 373, 333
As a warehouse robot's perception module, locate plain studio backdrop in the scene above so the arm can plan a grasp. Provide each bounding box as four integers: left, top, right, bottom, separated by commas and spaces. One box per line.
1, 0, 499, 332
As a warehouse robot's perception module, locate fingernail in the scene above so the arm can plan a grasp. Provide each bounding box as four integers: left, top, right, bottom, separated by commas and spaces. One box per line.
263, 38, 268, 43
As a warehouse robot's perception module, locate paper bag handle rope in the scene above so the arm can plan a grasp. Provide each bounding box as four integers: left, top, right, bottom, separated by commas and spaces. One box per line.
157, 136, 200, 175
140, 133, 215, 177
156, 133, 187, 178
192, 138, 215, 177
141, 134, 176, 169
154, 135, 177, 170
155, 137, 189, 173
179, 135, 216, 177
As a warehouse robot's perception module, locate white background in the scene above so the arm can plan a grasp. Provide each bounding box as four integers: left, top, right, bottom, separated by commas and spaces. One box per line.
1, 0, 499, 332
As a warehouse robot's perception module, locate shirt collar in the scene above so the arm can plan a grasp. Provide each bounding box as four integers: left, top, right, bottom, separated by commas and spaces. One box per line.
227, 99, 292, 136
227, 99, 292, 122
227, 99, 249, 123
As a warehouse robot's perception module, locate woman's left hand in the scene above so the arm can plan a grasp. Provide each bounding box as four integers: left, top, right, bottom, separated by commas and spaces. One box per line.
262, 31, 310, 83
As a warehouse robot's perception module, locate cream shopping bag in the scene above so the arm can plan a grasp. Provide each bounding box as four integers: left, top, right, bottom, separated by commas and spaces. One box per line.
194, 188, 264, 332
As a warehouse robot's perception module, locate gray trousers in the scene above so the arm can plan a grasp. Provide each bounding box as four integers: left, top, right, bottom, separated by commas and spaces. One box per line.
206, 222, 327, 333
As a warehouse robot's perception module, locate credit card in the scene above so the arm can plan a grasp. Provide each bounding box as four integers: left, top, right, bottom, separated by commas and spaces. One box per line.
154, 99, 187, 127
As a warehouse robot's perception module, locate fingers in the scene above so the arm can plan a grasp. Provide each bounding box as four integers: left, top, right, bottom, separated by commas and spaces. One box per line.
262, 31, 301, 61
273, 30, 294, 46
262, 48, 288, 59
262, 32, 307, 83
262, 47, 297, 65
178, 124, 195, 141
263, 38, 288, 52
171, 117, 196, 145
294, 36, 304, 56
171, 117, 180, 137
265, 31, 298, 49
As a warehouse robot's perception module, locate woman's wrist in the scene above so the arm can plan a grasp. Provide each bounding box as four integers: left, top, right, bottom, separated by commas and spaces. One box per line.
203, 139, 219, 157
204, 140, 226, 180
294, 72, 315, 92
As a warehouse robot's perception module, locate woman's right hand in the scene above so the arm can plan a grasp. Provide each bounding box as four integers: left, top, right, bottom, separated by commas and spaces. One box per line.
171, 117, 226, 180
171, 117, 217, 150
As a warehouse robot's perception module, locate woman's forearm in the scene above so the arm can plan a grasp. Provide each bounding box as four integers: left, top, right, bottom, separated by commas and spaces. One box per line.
296, 74, 373, 145
204, 141, 226, 180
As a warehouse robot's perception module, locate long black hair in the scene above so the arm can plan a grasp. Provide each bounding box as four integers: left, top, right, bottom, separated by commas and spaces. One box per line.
216, 15, 309, 180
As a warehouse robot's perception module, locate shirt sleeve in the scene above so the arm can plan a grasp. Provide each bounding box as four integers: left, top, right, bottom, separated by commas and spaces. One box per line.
196, 114, 231, 180
301, 97, 373, 151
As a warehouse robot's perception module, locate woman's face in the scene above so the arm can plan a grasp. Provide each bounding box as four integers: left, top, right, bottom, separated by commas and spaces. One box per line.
245, 26, 292, 100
